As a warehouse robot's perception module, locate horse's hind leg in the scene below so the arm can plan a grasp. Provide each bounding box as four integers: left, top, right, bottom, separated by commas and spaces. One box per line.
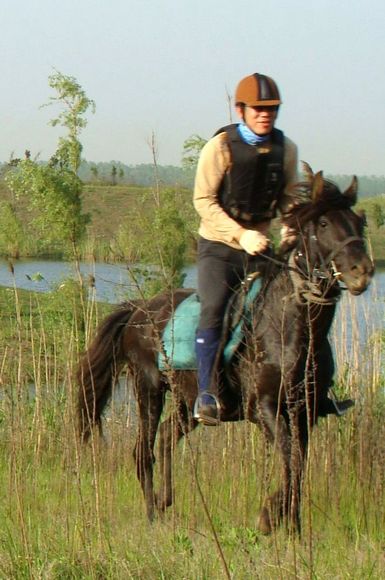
157, 399, 197, 512
133, 374, 164, 522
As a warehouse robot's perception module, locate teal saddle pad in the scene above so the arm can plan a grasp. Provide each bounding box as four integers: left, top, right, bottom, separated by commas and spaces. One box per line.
158, 277, 262, 371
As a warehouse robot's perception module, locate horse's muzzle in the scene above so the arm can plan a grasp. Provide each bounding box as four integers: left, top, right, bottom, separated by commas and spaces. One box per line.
339, 258, 375, 295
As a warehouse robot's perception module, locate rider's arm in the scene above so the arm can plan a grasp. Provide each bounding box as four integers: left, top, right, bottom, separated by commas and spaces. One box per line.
278, 136, 300, 215
193, 133, 246, 245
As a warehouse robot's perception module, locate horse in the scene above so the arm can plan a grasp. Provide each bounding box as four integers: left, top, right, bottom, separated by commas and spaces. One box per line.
76, 166, 374, 533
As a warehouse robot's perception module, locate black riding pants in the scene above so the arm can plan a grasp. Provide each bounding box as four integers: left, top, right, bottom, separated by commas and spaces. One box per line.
197, 236, 264, 330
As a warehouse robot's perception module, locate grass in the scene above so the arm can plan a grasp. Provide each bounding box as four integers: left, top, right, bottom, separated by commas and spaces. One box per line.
0, 276, 384, 578
0, 412, 384, 578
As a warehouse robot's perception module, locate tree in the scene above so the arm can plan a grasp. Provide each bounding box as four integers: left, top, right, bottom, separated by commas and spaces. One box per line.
5, 158, 89, 255
372, 202, 385, 229
121, 188, 190, 296
4, 71, 93, 257
42, 70, 95, 174
0, 201, 24, 257
111, 164, 117, 186
181, 134, 207, 171
90, 164, 99, 182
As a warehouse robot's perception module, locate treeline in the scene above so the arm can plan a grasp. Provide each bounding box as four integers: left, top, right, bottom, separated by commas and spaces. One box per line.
3, 158, 385, 197
70, 160, 385, 198
324, 174, 385, 198
77, 160, 385, 197
78, 160, 195, 188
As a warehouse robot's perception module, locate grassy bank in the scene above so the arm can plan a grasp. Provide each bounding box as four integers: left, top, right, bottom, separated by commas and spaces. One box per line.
0, 274, 384, 577
77, 185, 385, 265
1, 182, 384, 264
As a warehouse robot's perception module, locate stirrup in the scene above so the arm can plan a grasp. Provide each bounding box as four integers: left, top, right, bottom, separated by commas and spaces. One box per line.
328, 389, 355, 417
331, 398, 355, 416
193, 392, 220, 426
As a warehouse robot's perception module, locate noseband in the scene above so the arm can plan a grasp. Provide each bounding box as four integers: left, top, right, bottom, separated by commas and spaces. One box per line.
288, 252, 340, 305
288, 225, 364, 306
321, 235, 364, 264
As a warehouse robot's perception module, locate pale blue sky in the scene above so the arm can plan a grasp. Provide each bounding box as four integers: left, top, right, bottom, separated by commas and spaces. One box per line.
1, 0, 384, 175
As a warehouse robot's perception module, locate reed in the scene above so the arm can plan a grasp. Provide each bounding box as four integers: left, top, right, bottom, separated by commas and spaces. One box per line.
0, 278, 383, 578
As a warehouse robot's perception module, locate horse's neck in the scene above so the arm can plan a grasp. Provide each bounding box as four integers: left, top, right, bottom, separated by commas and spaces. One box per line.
264, 265, 337, 337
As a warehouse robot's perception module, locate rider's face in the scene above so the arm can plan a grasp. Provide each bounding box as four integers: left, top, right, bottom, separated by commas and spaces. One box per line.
236, 104, 278, 135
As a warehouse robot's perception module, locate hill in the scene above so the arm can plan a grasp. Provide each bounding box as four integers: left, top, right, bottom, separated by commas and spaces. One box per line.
0, 177, 384, 263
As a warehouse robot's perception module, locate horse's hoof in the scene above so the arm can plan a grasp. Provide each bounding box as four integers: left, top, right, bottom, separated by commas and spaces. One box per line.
257, 507, 272, 535
156, 492, 173, 511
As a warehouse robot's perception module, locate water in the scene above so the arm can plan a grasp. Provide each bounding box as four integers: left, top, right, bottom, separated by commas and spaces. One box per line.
0, 257, 384, 347
0, 259, 198, 304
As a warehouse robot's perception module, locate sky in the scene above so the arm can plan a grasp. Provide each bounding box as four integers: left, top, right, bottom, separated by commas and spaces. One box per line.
1, 0, 385, 176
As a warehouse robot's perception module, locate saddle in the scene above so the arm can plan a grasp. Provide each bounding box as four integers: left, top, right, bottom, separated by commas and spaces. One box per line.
158, 273, 262, 371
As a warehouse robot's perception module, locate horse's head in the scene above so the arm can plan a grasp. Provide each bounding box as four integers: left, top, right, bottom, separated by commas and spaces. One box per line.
283, 163, 374, 296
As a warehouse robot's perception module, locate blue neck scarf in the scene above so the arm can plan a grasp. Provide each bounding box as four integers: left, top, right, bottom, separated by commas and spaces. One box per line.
237, 122, 270, 145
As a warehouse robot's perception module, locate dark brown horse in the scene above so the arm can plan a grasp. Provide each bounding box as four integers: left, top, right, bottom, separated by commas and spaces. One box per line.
77, 167, 374, 532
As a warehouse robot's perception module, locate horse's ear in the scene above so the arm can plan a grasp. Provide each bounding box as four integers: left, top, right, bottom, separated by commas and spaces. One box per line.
343, 176, 358, 206
301, 161, 314, 182
357, 208, 367, 226
311, 171, 324, 202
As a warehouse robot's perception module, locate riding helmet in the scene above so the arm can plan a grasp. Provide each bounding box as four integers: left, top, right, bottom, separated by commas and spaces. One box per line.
235, 73, 282, 106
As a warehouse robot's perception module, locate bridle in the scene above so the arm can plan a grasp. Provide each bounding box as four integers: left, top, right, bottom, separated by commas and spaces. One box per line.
256, 225, 365, 306
287, 223, 365, 305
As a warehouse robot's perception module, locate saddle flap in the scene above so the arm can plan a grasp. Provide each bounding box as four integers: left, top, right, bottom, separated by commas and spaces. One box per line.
158, 276, 263, 371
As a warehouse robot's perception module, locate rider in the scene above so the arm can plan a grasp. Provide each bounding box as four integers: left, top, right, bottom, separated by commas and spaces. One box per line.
193, 72, 355, 425
193, 72, 299, 425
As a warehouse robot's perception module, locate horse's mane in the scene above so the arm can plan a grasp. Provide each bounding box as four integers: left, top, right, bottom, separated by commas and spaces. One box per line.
283, 179, 356, 231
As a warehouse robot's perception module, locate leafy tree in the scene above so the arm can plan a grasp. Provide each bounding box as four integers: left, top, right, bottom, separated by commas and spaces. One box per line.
111, 164, 117, 186
5, 159, 89, 255
4, 71, 93, 257
90, 164, 99, 182
117, 188, 190, 296
42, 70, 95, 174
0, 201, 24, 257
181, 134, 207, 171
372, 202, 385, 229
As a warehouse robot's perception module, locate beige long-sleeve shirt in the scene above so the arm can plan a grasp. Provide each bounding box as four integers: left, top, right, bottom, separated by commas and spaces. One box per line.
193, 130, 299, 249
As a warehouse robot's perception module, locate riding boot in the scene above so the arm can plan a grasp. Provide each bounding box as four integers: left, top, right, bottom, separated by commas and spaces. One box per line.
193, 327, 221, 426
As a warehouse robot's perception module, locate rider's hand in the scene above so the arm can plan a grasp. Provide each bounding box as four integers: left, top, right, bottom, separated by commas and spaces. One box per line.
279, 225, 297, 250
239, 229, 270, 255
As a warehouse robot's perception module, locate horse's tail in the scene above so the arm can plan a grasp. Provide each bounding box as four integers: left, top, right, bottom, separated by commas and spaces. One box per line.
77, 303, 135, 442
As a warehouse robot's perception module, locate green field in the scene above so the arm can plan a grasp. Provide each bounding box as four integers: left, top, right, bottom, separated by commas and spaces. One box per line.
0, 178, 384, 577
0, 264, 384, 577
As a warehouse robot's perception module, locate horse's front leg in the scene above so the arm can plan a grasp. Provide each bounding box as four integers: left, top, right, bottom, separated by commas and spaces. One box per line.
286, 410, 308, 534
157, 395, 198, 512
256, 398, 291, 534
256, 397, 307, 535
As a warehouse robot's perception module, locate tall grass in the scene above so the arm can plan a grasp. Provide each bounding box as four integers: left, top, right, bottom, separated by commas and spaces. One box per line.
0, 275, 383, 578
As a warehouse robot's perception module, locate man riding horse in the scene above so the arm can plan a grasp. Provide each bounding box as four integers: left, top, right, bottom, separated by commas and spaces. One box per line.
193, 72, 352, 425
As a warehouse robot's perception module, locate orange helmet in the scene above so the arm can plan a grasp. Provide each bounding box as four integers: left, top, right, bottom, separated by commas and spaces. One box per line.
235, 73, 282, 106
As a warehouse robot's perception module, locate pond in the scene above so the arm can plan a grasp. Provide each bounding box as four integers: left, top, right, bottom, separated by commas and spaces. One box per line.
0, 258, 383, 350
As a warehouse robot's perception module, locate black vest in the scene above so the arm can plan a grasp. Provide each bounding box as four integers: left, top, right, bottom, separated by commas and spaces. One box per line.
215, 124, 285, 226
